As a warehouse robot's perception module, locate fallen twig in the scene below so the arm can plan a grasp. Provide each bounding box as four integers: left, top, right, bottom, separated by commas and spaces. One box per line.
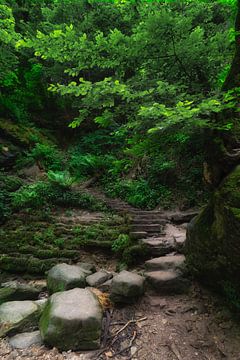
110, 331, 137, 358
169, 342, 183, 360
102, 310, 113, 348
93, 317, 146, 359
112, 317, 147, 338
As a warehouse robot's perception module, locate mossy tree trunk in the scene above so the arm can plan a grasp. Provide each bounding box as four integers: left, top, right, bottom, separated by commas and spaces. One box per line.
186, 2, 240, 306
203, 0, 240, 188
222, 0, 240, 91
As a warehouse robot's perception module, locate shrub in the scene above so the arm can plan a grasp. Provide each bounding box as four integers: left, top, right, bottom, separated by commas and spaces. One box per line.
105, 178, 172, 209
11, 180, 107, 212
112, 234, 130, 253
0, 173, 23, 223
11, 181, 48, 209
30, 143, 64, 171
68, 153, 114, 178
47, 170, 75, 188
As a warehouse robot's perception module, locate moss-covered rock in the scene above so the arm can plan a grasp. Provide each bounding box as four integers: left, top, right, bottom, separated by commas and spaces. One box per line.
39, 288, 103, 351
0, 281, 40, 304
47, 263, 87, 294
0, 300, 41, 337
185, 165, 240, 303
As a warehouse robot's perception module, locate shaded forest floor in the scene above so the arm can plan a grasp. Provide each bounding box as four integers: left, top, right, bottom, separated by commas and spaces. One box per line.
1, 283, 240, 360
1, 191, 240, 359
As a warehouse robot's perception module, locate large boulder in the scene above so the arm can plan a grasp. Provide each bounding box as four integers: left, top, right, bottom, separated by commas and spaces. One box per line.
185, 165, 240, 297
0, 300, 41, 337
39, 288, 103, 351
110, 271, 145, 303
47, 263, 88, 294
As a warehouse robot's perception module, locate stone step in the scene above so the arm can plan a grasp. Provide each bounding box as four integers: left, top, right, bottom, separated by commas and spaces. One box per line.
130, 231, 148, 240
145, 270, 190, 294
170, 211, 198, 224
140, 237, 175, 256
173, 235, 186, 251
131, 224, 163, 233
109, 207, 134, 212
129, 211, 164, 216
132, 219, 167, 225
145, 254, 186, 271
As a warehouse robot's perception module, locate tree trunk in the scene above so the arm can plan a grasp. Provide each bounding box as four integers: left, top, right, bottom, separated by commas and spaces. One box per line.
203, 0, 240, 188
222, 0, 240, 91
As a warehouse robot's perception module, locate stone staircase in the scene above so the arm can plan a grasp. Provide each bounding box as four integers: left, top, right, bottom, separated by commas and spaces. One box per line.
84, 188, 198, 294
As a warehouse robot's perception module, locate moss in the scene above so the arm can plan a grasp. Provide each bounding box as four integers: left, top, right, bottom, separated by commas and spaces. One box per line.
0, 255, 70, 275
0, 173, 23, 192
0, 288, 16, 305
0, 119, 54, 147
122, 244, 149, 265
185, 166, 240, 305
39, 300, 51, 338
0, 188, 129, 275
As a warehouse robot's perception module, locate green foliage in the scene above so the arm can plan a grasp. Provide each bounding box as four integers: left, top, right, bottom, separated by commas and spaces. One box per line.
0, 172, 23, 223
105, 178, 172, 209
0, 1, 238, 221
47, 170, 75, 188
68, 153, 105, 177
112, 234, 130, 253
11, 180, 107, 212
11, 182, 47, 209
30, 143, 64, 171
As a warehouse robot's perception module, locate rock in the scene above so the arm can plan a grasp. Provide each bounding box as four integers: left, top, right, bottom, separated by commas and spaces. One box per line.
35, 299, 48, 311
130, 231, 148, 240
98, 279, 113, 292
145, 255, 186, 272
0, 281, 40, 303
9, 330, 42, 349
76, 262, 96, 274
145, 270, 190, 294
173, 235, 186, 251
0, 147, 18, 169
185, 165, 240, 297
171, 211, 199, 224
19, 164, 41, 179
39, 288, 103, 351
0, 300, 41, 337
47, 263, 87, 294
131, 346, 138, 356
86, 271, 112, 288
110, 271, 145, 303
147, 296, 167, 308
140, 237, 175, 256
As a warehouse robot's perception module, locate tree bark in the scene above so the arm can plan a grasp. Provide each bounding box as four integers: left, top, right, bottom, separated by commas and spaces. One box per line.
222, 0, 240, 91
203, 1, 240, 188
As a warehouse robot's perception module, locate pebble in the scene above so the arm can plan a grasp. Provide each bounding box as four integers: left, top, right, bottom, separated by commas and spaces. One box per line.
131, 346, 137, 356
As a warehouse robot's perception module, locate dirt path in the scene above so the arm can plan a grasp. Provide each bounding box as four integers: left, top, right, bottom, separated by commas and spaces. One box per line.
1, 286, 240, 360
1, 190, 240, 360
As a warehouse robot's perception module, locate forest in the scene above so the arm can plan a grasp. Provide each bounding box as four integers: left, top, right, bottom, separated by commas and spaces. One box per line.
1, 0, 240, 359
